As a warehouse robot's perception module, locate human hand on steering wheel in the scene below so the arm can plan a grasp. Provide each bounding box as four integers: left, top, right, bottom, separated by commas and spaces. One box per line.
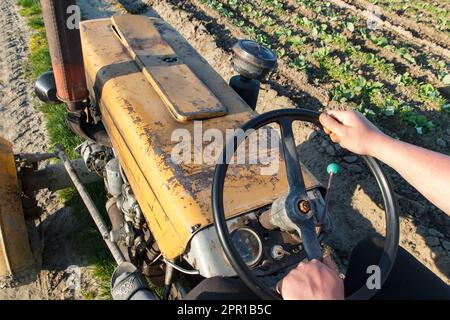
278, 256, 344, 300
319, 110, 385, 156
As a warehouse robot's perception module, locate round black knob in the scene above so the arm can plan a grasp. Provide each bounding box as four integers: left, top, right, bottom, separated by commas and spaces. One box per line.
232, 40, 277, 80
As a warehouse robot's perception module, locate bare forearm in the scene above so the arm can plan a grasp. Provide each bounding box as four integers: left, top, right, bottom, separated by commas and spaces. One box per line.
319, 110, 450, 215
370, 135, 450, 215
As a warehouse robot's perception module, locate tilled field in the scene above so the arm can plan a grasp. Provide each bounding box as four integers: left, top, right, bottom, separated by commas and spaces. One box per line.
1, 0, 449, 299
351, 0, 450, 51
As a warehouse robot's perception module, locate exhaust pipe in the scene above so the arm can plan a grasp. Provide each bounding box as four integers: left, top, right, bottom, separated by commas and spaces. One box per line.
40, 0, 87, 105
40, 0, 110, 146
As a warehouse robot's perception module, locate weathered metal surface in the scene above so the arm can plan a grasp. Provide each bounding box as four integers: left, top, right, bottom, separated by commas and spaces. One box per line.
111, 15, 227, 122
80, 17, 322, 259
0, 137, 35, 279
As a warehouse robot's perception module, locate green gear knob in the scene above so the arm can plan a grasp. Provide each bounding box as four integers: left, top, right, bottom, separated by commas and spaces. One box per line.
327, 163, 340, 175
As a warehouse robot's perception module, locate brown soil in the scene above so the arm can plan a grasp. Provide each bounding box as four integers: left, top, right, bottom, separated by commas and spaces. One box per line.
339, 0, 450, 58
284, 0, 449, 97
351, 0, 450, 50
256, 0, 446, 109
165, 0, 339, 106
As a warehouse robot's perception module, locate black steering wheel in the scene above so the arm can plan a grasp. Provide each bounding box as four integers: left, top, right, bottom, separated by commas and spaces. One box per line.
212, 108, 399, 300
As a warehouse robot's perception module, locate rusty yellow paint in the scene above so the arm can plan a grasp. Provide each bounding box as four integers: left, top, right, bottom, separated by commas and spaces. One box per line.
0, 137, 35, 278
111, 15, 227, 122
80, 17, 321, 259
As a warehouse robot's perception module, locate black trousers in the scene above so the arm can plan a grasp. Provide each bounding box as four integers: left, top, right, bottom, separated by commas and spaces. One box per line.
186, 237, 450, 300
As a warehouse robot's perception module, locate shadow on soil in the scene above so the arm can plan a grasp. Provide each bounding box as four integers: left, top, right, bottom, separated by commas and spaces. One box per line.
17, 182, 113, 292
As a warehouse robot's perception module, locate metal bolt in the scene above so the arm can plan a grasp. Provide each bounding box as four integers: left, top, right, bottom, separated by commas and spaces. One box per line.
163, 57, 178, 63
271, 245, 290, 260
298, 200, 310, 213
190, 224, 201, 233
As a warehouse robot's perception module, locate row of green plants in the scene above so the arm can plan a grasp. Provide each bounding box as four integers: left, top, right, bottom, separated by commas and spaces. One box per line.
287, 8, 446, 107
294, 0, 449, 82
200, 0, 448, 133
367, 0, 449, 34
288, 0, 450, 129
269, 0, 446, 108
289, 0, 450, 91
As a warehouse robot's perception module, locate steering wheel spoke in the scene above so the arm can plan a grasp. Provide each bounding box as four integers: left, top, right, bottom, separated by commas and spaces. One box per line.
278, 118, 308, 196
295, 222, 323, 261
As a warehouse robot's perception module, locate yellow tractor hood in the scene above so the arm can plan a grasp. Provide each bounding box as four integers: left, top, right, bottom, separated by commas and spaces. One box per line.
80, 15, 320, 259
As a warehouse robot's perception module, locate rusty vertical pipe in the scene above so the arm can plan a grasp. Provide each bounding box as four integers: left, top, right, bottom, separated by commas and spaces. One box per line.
40, 0, 88, 108
40, 0, 111, 146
